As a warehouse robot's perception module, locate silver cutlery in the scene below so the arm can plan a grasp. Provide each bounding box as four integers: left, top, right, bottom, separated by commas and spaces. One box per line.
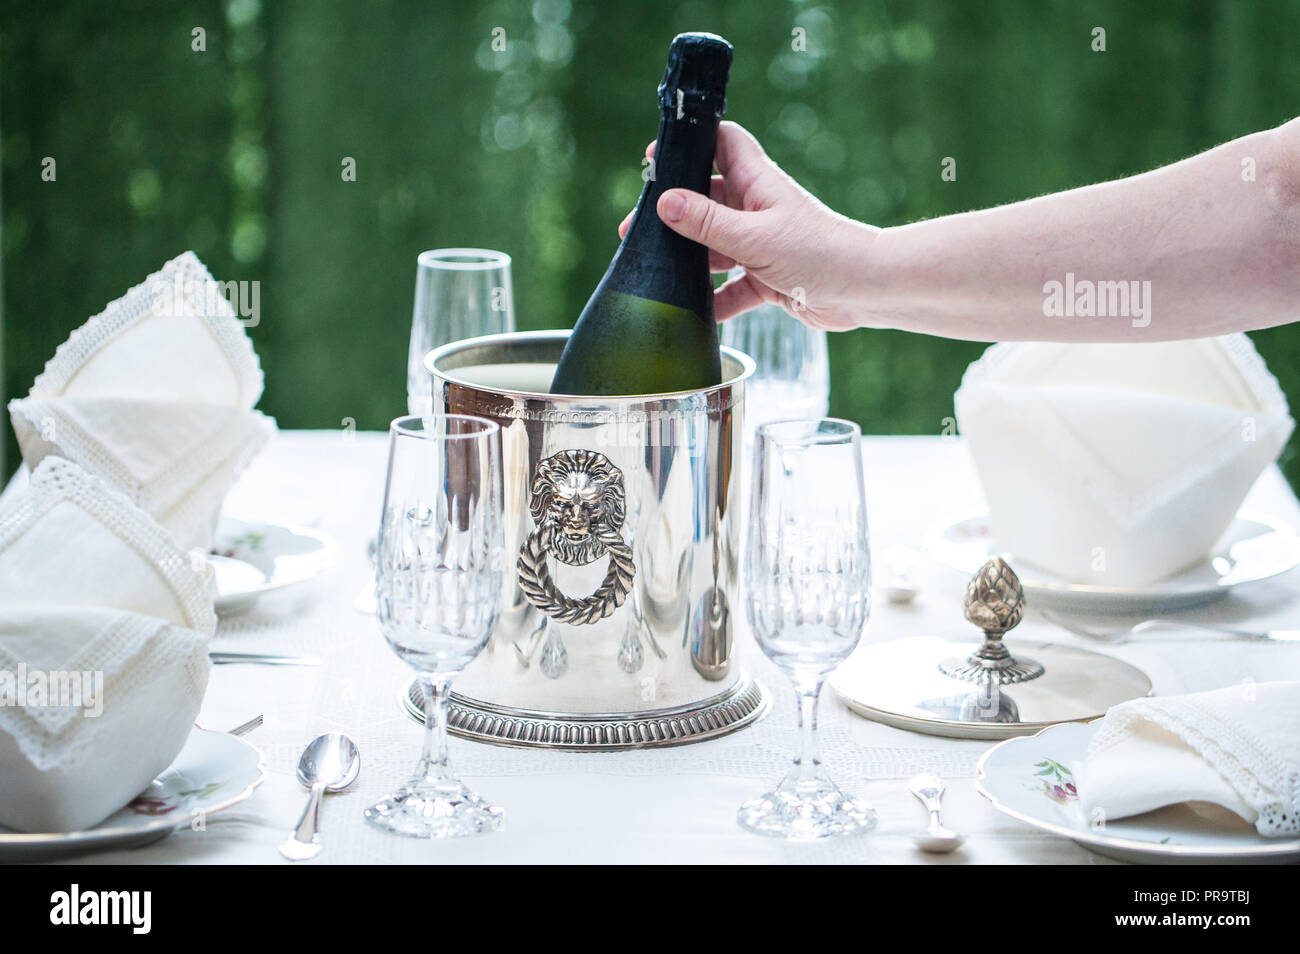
1041, 609, 1300, 645
908, 775, 964, 853
878, 545, 919, 605
210, 651, 322, 666
279, 733, 361, 861
227, 714, 264, 737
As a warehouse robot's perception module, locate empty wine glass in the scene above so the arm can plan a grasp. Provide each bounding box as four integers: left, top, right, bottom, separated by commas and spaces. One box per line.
739, 418, 875, 840
407, 249, 516, 415
720, 268, 830, 437
367, 414, 505, 838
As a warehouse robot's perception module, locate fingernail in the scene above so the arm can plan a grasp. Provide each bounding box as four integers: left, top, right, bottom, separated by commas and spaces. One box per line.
658, 192, 686, 223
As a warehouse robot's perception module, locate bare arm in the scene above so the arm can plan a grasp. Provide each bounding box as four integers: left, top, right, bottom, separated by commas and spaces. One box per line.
630, 119, 1300, 342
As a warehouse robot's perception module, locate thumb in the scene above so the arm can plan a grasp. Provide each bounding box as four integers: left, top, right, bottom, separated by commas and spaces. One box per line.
657, 189, 760, 262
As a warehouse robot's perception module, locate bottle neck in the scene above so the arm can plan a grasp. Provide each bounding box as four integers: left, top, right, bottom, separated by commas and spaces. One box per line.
627, 107, 719, 249
611, 107, 720, 313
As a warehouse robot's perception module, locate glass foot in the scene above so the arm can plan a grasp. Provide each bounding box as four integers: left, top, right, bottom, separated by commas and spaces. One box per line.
738, 770, 876, 841
364, 778, 504, 839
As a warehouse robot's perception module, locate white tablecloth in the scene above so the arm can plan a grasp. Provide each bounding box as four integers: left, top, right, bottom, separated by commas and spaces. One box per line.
59, 431, 1300, 864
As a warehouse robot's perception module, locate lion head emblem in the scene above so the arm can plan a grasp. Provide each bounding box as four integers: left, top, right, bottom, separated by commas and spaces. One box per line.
529, 449, 626, 567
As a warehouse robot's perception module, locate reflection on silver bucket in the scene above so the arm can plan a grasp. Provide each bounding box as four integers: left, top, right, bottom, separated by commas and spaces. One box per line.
401, 330, 768, 749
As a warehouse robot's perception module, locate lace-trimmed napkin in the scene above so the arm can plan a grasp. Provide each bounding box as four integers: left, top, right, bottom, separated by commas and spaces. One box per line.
8, 252, 276, 551
954, 334, 1293, 584
0, 458, 214, 833
1078, 682, 1300, 837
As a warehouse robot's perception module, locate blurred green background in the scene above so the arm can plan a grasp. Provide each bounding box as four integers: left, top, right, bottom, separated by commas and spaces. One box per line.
3, 0, 1299, 483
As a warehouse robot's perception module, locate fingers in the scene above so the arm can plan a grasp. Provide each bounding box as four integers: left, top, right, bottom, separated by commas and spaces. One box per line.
618, 215, 739, 275
656, 189, 770, 267
710, 175, 735, 208
712, 122, 767, 175
618, 177, 735, 244
651, 123, 767, 176
712, 122, 781, 205
713, 270, 774, 322
709, 249, 738, 273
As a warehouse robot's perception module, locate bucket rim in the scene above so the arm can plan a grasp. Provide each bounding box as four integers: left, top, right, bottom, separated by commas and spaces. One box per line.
424, 328, 755, 403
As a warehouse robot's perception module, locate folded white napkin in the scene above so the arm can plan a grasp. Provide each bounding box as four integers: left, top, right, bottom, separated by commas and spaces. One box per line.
1078, 682, 1300, 837
0, 457, 214, 833
9, 252, 276, 551
955, 335, 1293, 584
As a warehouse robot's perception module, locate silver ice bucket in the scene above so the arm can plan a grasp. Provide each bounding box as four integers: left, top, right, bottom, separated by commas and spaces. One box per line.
403, 330, 768, 748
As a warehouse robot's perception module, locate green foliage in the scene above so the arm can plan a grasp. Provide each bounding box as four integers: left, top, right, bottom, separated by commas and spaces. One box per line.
3, 0, 1299, 485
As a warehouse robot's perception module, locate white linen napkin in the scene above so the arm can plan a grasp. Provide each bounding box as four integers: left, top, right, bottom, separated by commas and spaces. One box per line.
954, 335, 1293, 584
0, 457, 214, 833
8, 251, 276, 551
1078, 682, 1300, 837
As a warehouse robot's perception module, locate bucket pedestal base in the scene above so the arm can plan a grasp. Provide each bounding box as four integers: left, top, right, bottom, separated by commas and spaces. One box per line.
402, 672, 770, 750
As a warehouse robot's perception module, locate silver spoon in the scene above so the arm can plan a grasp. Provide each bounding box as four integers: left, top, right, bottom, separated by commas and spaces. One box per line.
279, 733, 361, 861
878, 545, 920, 605
908, 775, 964, 853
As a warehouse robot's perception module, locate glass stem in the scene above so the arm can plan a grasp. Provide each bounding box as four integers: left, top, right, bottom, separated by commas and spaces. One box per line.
415, 675, 453, 787
793, 679, 822, 788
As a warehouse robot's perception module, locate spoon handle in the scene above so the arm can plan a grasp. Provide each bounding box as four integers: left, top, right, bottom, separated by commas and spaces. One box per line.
908, 778, 947, 823
915, 779, 946, 816
915, 795, 943, 823
279, 782, 327, 861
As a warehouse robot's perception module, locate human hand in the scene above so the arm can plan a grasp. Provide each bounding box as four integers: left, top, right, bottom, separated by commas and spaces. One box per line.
619, 121, 878, 330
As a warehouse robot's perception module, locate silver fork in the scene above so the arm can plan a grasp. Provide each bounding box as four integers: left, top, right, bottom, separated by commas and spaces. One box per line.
227, 714, 264, 737
1041, 609, 1300, 645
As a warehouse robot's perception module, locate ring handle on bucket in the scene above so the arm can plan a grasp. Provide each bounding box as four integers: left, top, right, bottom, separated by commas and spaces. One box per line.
518, 526, 634, 624
516, 448, 636, 626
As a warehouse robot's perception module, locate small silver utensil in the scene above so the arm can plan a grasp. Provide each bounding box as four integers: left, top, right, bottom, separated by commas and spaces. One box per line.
1041, 609, 1300, 645
210, 651, 323, 666
878, 545, 919, 605
279, 733, 361, 861
908, 775, 964, 853
227, 714, 264, 737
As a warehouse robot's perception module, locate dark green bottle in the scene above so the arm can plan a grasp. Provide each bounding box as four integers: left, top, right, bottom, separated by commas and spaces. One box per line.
550, 32, 732, 396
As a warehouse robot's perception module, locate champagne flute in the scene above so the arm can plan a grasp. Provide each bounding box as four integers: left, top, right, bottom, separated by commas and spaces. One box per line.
720, 268, 830, 436
366, 414, 505, 838
357, 249, 512, 614
739, 418, 876, 839
407, 249, 515, 415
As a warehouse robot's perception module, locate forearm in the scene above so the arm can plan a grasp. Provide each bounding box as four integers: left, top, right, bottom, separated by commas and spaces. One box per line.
859, 119, 1300, 342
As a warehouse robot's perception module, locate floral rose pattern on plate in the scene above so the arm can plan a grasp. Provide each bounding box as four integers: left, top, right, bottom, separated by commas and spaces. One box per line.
953, 519, 992, 541
1031, 758, 1078, 804
211, 530, 266, 561
129, 781, 225, 816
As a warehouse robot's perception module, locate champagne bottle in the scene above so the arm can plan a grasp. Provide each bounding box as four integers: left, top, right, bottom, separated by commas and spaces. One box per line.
550, 32, 732, 396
